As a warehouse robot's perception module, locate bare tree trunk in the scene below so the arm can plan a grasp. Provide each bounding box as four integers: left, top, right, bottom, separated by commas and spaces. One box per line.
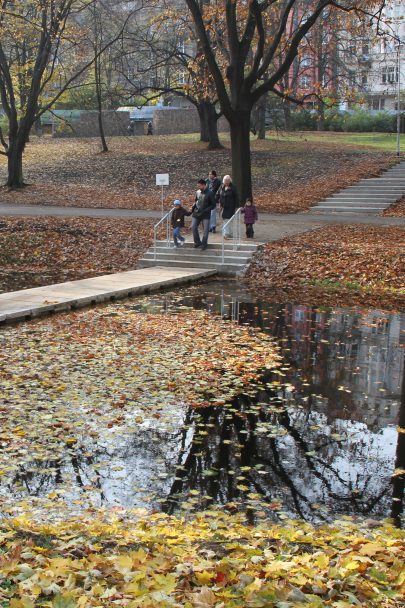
93, 1, 108, 153
197, 104, 209, 142
6, 139, 25, 188
257, 94, 267, 139
95, 55, 108, 152
230, 111, 252, 202
198, 100, 222, 149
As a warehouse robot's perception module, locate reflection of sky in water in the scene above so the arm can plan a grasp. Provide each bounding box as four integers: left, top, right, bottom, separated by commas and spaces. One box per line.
1, 281, 404, 523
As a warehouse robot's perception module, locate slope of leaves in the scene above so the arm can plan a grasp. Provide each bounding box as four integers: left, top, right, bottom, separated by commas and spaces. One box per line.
0, 512, 404, 607
383, 196, 405, 217
244, 225, 405, 310
0, 135, 393, 213
0, 217, 153, 293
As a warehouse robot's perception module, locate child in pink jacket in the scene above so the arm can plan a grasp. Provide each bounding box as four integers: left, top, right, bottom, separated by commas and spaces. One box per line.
241, 197, 258, 238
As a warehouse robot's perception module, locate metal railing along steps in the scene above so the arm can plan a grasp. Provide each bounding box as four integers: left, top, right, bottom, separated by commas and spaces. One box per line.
140, 208, 260, 275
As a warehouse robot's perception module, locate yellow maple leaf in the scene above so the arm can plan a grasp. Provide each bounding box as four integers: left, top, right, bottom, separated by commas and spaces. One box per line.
195, 570, 215, 585
359, 542, 385, 556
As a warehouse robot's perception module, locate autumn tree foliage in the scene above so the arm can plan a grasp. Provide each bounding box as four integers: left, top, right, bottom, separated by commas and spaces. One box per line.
0, 1, 88, 187
184, 0, 384, 201
0, 0, 132, 188
118, 4, 224, 149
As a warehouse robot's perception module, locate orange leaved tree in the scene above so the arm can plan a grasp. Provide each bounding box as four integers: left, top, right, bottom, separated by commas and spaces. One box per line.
184, 0, 383, 201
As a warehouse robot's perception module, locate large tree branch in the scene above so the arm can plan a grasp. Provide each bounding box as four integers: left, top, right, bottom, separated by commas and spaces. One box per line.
252, 0, 331, 103
184, 0, 231, 116
257, 0, 297, 79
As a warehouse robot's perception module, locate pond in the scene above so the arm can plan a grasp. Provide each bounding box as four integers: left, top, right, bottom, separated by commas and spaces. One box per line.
0, 280, 404, 524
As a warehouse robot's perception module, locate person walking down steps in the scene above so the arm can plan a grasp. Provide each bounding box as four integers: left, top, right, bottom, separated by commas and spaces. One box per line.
241, 197, 258, 238
206, 170, 222, 233
171, 200, 191, 248
218, 175, 239, 239
191, 179, 216, 250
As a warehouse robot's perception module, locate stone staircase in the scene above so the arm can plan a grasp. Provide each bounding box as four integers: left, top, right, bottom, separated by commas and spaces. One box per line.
138, 240, 260, 275
310, 161, 405, 214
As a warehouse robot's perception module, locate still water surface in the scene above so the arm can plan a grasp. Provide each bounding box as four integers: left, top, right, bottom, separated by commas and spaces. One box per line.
4, 281, 404, 523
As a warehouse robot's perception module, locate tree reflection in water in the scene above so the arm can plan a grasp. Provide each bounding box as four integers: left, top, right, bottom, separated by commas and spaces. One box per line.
4, 283, 404, 525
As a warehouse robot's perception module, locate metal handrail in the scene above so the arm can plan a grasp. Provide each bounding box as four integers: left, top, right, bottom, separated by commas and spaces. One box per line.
153, 209, 174, 261
221, 207, 242, 263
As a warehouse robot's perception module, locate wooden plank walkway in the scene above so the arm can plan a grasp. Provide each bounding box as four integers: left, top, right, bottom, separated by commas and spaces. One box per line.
0, 267, 216, 324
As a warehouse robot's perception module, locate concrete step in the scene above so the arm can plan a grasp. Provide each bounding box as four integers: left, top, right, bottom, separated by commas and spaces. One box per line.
141, 240, 260, 275
333, 194, 402, 199
138, 258, 246, 274
327, 196, 397, 203
331, 190, 403, 195
321, 198, 391, 205
151, 247, 254, 260
142, 253, 252, 264
154, 241, 259, 252
362, 178, 405, 183
341, 186, 404, 191
314, 206, 383, 213
318, 202, 388, 208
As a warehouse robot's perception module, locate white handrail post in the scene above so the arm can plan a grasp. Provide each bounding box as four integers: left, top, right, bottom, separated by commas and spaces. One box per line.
153, 208, 173, 261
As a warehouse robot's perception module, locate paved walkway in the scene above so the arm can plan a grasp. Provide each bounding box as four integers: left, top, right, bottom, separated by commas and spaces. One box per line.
0, 203, 404, 244
0, 267, 215, 324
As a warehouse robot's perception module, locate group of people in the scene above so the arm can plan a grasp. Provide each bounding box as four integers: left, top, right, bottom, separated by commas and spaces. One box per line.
171, 170, 258, 250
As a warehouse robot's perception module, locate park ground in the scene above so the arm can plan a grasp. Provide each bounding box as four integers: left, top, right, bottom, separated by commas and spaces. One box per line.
0, 132, 404, 310
0, 134, 404, 607
0, 132, 403, 214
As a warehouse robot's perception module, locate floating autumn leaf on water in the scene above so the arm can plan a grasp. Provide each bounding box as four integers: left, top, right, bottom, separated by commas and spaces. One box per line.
0, 304, 280, 515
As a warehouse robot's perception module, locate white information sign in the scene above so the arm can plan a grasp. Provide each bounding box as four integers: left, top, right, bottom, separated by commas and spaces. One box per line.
156, 173, 169, 186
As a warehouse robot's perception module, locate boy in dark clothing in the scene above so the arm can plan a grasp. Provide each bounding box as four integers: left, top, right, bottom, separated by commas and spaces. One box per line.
171, 200, 191, 247
241, 197, 258, 238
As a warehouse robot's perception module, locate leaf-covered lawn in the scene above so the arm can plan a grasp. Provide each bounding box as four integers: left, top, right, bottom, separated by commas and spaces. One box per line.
384, 196, 405, 217
0, 217, 154, 293
245, 225, 405, 310
0, 512, 404, 607
0, 135, 394, 213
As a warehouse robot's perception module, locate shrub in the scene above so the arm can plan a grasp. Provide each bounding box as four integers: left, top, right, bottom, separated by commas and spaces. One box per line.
289, 109, 318, 131
324, 111, 345, 131
344, 110, 393, 133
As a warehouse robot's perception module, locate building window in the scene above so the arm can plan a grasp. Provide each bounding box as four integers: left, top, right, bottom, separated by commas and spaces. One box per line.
372, 99, 379, 110
300, 75, 312, 88
348, 41, 356, 55
361, 72, 368, 85
382, 66, 399, 84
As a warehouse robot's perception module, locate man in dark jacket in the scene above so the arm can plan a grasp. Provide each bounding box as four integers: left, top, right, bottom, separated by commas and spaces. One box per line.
191, 179, 216, 250
206, 170, 222, 233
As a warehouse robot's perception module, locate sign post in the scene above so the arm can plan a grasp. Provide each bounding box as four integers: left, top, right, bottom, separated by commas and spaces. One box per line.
156, 173, 169, 214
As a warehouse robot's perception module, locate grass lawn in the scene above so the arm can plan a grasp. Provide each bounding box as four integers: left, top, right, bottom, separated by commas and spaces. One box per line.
275, 130, 405, 152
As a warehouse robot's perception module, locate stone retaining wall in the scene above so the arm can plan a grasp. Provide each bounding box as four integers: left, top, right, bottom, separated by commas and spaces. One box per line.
153, 108, 229, 135
53, 111, 130, 138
